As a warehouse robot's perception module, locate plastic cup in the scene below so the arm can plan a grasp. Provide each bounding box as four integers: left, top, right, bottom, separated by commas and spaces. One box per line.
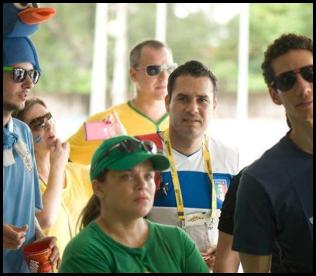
23, 238, 53, 273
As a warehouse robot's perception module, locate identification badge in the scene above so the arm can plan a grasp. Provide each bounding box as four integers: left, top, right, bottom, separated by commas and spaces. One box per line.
181, 212, 218, 252
84, 111, 126, 141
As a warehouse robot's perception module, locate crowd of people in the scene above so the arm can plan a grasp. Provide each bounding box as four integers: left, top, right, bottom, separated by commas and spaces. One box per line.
3, 3, 313, 273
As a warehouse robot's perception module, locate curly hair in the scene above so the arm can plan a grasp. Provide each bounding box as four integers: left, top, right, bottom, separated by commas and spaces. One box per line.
261, 33, 313, 87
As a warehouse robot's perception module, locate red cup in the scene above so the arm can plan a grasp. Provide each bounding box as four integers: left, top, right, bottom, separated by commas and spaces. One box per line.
23, 238, 53, 273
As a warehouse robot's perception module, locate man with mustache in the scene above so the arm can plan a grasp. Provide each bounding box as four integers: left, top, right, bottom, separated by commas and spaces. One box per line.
232, 33, 313, 273
140, 60, 239, 270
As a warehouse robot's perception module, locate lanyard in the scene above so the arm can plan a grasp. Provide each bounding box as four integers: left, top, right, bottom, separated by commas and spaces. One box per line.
162, 129, 217, 224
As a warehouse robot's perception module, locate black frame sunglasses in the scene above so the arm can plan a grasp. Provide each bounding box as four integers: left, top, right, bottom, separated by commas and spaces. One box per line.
29, 112, 54, 132
104, 139, 157, 159
271, 65, 313, 92
3, 66, 40, 84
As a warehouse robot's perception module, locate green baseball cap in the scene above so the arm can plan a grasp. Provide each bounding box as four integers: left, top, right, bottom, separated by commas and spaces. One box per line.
90, 135, 170, 180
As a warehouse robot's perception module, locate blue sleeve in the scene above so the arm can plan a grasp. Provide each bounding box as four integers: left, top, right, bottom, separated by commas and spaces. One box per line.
232, 172, 275, 255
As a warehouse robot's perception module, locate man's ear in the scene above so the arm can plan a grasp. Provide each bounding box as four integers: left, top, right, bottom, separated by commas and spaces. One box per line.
92, 180, 105, 199
165, 95, 171, 113
268, 87, 283, 105
130, 67, 137, 82
213, 97, 217, 110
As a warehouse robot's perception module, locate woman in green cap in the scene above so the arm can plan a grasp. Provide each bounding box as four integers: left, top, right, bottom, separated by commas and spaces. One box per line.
59, 135, 209, 273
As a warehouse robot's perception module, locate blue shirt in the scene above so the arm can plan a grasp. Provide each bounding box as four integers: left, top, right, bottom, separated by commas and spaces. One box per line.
3, 118, 42, 273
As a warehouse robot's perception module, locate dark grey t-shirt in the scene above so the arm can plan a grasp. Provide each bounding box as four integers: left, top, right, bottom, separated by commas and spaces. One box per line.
233, 135, 313, 273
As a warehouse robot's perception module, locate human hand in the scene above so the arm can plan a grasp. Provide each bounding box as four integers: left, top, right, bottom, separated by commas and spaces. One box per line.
50, 139, 69, 169
3, 224, 28, 250
33, 236, 60, 269
201, 246, 216, 269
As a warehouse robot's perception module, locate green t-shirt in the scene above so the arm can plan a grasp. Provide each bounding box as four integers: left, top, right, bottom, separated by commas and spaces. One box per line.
60, 220, 209, 273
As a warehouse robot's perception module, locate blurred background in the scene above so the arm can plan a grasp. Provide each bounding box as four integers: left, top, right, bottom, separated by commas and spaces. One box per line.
29, 3, 313, 168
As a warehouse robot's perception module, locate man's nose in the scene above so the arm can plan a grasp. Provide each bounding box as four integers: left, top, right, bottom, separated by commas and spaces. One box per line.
158, 68, 169, 80
186, 99, 199, 113
22, 74, 34, 89
295, 73, 313, 97
134, 174, 149, 189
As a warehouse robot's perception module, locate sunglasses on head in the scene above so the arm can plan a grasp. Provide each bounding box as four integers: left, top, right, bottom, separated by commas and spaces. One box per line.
138, 64, 177, 76
29, 112, 54, 132
271, 65, 313, 92
3, 66, 40, 84
104, 139, 157, 159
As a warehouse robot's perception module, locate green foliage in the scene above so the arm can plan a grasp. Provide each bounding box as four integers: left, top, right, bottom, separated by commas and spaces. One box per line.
30, 3, 313, 95
248, 3, 313, 92
32, 3, 95, 94
127, 3, 157, 46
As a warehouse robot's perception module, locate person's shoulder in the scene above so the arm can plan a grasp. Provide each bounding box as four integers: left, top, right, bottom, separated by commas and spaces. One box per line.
86, 102, 129, 122
209, 136, 239, 173
241, 137, 293, 192
148, 220, 185, 238
61, 222, 112, 272
12, 117, 30, 132
12, 118, 33, 142
65, 162, 91, 183
66, 161, 90, 172
209, 137, 238, 155
65, 222, 100, 251
246, 136, 288, 174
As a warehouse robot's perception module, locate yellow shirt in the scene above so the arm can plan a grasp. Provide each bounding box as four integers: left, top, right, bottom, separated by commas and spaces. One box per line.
39, 162, 93, 258
68, 101, 169, 164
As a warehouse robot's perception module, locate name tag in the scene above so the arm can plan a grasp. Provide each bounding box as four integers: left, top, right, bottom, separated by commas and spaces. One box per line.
181, 212, 218, 252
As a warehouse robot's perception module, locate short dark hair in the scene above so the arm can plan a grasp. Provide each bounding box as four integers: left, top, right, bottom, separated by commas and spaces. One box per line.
129, 40, 170, 68
261, 33, 313, 87
167, 60, 217, 98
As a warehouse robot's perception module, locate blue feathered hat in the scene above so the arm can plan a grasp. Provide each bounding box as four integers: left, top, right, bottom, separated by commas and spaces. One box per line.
3, 3, 55, 71
3, 36, 41, 71
3, 3, 56, 38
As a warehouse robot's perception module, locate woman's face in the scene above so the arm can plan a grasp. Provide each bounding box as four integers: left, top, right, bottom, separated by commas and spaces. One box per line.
94, 160, 156, 220
23, 103, 57, 150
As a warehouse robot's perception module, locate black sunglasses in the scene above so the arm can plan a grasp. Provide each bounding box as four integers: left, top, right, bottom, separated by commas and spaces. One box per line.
104, 139, 157, 159
29, 112, 54, 132
3, 66, 40, 84
137, 64, 177, 76
271, 65, 313, 92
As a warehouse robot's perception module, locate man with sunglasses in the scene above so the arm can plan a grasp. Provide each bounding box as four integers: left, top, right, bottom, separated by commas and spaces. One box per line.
232, 34, 313, 273
68, 40, 176, 165
3, 30, 59, 275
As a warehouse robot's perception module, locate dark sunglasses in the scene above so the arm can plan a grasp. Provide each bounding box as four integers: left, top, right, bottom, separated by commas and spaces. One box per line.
104, 139, 157, 159
271, 65, 313, 92
137, 64, 177, 76
3, 66, 40, 84
29, 112, 54, 132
